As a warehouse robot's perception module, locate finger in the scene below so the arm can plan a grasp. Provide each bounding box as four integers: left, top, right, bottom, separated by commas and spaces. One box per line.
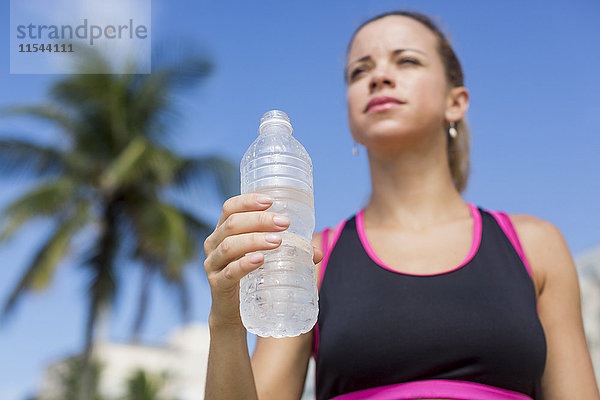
217, 193, 274, 228
211, 253, 265, 292
204, 232, 282, 274
205, 193, 275, 255
313, 246, 324, 265
210, 211, 290, 252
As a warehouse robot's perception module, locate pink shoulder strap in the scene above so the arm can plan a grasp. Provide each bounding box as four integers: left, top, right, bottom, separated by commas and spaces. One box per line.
318, 219, 347, 289
488, 210, 533, 280
321, 228, 331, 259
314, 218, 347, 360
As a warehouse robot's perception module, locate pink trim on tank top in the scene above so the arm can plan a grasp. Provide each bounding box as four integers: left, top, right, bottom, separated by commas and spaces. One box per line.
319, 219, 347, 287
321, 228, 331, 262
355, 203, 482, 277
330, 379, 534, 400
314, 219, 347, 360
487, 210, 533, 280
313, 227, 329, 360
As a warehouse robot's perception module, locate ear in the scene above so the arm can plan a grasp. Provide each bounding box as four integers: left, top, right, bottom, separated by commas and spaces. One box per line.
445, 86, 469, 123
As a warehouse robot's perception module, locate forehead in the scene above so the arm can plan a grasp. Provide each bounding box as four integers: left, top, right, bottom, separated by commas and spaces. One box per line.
348, 15, 438, 62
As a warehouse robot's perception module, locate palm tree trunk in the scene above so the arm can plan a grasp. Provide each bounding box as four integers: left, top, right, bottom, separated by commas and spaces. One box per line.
78, 296, 100, 400
177, 278, 191, 323
131, 265, 154, 342
78, 199, 119, 400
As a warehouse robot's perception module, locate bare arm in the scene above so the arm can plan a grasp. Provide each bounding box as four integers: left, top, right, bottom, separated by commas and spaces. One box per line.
512, 214, 600, 399
205, 320, 258, 400
203, 193, 323, 399
251, 332, 314, 400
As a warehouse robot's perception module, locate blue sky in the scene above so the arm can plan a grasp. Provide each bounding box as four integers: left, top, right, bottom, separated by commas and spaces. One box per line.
1, 0, 599, 398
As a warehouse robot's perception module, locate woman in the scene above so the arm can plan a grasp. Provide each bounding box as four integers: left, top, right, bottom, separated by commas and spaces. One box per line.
203, 11, 599, 400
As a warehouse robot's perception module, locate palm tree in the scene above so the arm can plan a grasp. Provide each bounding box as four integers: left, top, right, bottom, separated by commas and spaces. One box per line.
27, 356, 106, 400
0, 45, 238, 399
121, 369, 173, 400
29, 364, 173, 400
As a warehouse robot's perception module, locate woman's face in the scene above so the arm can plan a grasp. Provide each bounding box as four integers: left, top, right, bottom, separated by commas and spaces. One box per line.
346, 16, 451, 149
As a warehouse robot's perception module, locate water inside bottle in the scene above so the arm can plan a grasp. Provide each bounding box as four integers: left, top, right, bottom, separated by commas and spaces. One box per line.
247, 185, 314, 243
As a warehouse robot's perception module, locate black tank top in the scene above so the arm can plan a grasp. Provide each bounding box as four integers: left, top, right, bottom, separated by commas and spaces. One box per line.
314, 205, 547, 400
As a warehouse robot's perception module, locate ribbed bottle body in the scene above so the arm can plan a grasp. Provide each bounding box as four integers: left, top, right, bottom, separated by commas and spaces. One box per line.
239, 111, 317, 338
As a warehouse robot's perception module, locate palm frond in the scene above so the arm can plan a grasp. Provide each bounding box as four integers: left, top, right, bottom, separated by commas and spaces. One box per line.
99, 136, 149, 193
0, 178, 78, 242
144, 145, 184, 187
0, 138, 65, 178
97, 139, 188, 196
128, 73, 173, 140
50, 74, 112, 109
129, 199, 191, 275
0, 105, 77, 136
176, 206, 214, 242
173, 155, 239, 199
68, 41, 114, 75
127, 55, 212, 145
150, 42, 213, 92
127, 195, 212, 268
1, 201, 91, 318
127, 199, 210, 337
115, 141, 182, 190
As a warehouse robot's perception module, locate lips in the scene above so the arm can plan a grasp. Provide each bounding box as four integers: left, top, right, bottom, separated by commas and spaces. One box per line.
364, 96, 404, 113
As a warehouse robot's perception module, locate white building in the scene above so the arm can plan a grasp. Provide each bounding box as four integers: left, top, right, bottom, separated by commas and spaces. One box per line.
40, 323, 211, 399
39, 322, 317, 400
577, 245, 600, 384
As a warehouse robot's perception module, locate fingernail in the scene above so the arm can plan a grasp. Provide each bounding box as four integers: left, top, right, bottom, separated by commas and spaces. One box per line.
257, 195, 273, 205
273, 215, 290, 227
265, 233, 282, 244
249, 253, 263, 264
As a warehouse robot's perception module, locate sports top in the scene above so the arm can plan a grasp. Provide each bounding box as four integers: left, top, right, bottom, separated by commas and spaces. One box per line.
313, 204, 547, 400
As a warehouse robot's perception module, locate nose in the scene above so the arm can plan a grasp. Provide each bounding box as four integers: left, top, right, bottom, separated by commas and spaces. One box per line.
369, 65, 395, 92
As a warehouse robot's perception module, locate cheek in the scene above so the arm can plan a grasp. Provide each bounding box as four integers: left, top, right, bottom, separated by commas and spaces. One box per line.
347, 85, 361, 111
411, 75, 448, 113
346, 86, 363, 126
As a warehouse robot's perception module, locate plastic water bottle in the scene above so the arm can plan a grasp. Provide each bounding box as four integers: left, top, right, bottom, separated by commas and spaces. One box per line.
239, 110, 317, 338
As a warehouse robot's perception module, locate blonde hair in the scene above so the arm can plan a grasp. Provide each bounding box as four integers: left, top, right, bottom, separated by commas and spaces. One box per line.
348, 11, 471, 192
448, 119, 470, 193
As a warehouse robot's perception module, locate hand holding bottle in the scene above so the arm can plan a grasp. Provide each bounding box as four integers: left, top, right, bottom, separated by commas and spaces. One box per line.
203, 193, 323, 328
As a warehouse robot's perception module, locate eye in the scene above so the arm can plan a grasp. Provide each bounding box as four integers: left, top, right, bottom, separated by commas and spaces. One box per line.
398, 57, 419, 65
349, 66, 366, 81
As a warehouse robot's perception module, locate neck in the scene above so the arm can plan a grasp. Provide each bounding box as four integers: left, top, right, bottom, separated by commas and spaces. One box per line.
363, 137, 468, 230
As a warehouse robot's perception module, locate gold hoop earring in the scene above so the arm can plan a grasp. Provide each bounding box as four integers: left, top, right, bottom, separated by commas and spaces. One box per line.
352, 142, 358, 156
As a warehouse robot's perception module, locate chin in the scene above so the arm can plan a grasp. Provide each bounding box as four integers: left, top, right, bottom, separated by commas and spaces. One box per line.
358, 129, 428, 155
360, 120, 413, 141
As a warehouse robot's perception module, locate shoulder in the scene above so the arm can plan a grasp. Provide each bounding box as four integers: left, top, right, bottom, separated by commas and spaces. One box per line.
312, 230, 324, 250
508, 213, 573, 297
312, 222, 342, 254
508, 213, 563, 242
508, 214, 569, 261
312, 221, 346, 290
508, 214, 600, 396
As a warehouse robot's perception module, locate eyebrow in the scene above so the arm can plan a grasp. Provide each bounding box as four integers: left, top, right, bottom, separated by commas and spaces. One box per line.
345, 48, 427, 78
